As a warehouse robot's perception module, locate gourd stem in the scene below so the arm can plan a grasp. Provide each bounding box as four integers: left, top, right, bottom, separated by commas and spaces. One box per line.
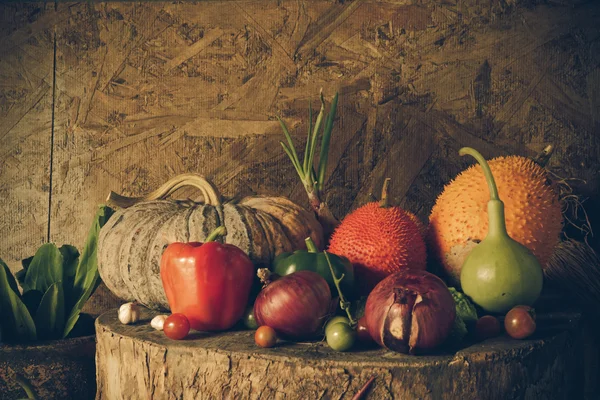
460, 147, 508, 237
324, 251, 357, 327
458, 147, 500, 201
378, 178, 391, 208
305, 237, 319, 253
205, 226, 227, 242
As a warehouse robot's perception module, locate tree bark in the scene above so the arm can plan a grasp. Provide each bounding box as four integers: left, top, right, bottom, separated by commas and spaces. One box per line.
96, 309, 584, 400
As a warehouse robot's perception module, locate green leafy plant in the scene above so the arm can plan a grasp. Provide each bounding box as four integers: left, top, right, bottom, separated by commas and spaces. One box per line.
278, 91, 340, 236
0, 205, 113, 343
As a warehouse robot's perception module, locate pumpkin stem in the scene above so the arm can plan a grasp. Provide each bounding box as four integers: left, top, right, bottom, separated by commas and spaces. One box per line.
205, 226, 227, 243
106, 174, 221, 208
379, 178, 391, 208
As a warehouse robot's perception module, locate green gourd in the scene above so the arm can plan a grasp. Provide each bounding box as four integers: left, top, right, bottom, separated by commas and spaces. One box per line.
459, 147, 544, 313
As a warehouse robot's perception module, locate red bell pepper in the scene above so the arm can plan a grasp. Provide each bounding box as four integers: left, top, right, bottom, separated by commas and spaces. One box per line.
160, 226, 255, 331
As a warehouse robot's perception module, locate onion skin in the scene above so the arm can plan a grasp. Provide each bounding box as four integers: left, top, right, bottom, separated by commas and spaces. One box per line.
254, 270, 332, 339
365, 270, 456, 354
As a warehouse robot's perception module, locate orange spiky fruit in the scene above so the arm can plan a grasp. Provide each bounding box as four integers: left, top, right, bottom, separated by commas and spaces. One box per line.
328, 179, 427, 294
427, 155, 563, 286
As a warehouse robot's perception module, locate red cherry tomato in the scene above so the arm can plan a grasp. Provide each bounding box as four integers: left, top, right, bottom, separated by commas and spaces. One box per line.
255, 326, 277, 348
475, 315, 501, 341
356, 316, 373, 344
163, 313, 190, 340
504, 305, 536, 340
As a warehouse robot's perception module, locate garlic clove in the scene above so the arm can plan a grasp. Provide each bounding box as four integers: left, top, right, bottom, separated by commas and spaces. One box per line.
150, 315, 168, 331
118, 302, 141, 325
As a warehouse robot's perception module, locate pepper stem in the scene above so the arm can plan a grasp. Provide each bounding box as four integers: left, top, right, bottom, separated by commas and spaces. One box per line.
379, 178, 391, 208
205, 226, 227, 242
458, 147, 500, 201
324, 251, 357, 327
305, 237, 319, 253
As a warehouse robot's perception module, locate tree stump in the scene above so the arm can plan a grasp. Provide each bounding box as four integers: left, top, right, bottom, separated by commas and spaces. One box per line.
96, 308, 584, 399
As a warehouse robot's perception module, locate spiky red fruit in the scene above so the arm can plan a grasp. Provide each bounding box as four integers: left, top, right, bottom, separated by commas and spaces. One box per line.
328, 203, 427, 294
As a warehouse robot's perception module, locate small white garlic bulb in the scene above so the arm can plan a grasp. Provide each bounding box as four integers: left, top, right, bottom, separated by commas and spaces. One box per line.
118, 302, 141, 325
150, 315, 168, 331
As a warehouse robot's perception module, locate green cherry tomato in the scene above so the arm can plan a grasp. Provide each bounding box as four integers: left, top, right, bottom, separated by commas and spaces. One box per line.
326, 322, 356, 352
243, 305, 258, 330
325, 316, 350, 337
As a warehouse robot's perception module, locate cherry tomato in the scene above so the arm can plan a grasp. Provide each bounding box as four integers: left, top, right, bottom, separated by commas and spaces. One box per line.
356, 316, 373, 343
325, 316, 350, 337
163, 313, 190, 340
475, 315, 501, 341
243, 305, 258, 330
255, 326, 277, 348
504, 305, 536, 339
326, 322, 356, 352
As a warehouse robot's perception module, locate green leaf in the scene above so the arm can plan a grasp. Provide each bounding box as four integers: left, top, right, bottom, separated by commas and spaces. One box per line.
278, 116, 306, 183
63, 274, 99, 338
317, 92, 338, 192
0, 260, 36, 342
16, 256, 34, 286
307, 94, 326, 184
22, 243, 64, 294
60, 244, 80, 312
35, 282, 65, 340
303, 100, 313, 174
60, 245, 80, 278
15, 373, 39, 400
449, 287, 478, 323
63, 205, 114, 338
445, 287, 479, 346
21, 290, 43, 318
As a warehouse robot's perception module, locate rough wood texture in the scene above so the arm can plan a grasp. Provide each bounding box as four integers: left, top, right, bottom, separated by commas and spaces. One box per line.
96, 308, 583, 400
1, 1, 599, 281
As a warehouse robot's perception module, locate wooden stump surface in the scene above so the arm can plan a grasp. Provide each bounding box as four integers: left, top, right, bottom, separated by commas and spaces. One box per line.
96, 308, 584, 400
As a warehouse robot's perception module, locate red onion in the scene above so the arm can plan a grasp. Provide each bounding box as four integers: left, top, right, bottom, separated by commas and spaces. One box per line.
254, 269, 332, 338
365, 269, 455, 354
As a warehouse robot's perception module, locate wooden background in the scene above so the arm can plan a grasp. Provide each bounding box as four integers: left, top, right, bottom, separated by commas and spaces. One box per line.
1, 0, 599, 276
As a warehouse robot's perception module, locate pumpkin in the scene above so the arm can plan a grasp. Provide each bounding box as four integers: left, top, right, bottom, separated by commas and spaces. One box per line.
97, 174, 324, 310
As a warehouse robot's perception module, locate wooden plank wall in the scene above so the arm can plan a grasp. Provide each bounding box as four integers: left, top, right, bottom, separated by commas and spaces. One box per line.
1, 0, 599, 276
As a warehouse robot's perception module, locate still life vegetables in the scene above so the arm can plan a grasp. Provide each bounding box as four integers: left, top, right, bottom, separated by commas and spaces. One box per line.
475, 316, 502, 341
325, 318, 356, 352
253, 269, 331, 338
427, 151, 563, 286
163, 313, 191, 340
160, 226, 255, 331
118, 302, 141, 325
364, 269, 456, 354
504, 305, 536, 339
98, 174, 323, 310
458, 148, 544, 313
272, 237, 355, 298
446, 287, 478, 345
328, 179, 427, 294
151, 315, 168, 331
255, 326, 277, 348
0, 205, 113, 343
